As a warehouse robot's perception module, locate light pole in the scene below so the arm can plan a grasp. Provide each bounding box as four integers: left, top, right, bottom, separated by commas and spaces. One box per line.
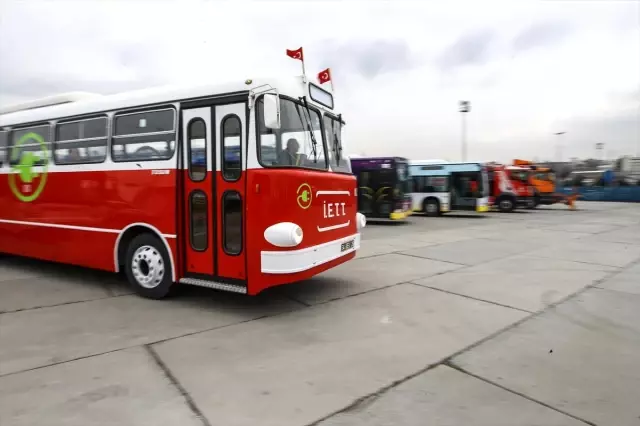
595, 142, 604, 162
553, 131, 566, 162
459, 100, 471, 161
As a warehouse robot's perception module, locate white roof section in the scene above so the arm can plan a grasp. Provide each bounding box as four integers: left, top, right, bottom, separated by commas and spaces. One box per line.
0, 76, 310, 127
0, 92, 103, 115
409, 159, 483, 166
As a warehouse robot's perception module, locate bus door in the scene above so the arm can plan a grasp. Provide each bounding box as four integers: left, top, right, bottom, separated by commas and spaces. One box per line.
450, 172, 478, 210
179, 102, 247, 285
213, 103, 247, 282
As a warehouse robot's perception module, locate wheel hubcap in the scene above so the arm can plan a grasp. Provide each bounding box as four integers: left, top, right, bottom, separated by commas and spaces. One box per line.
501, 200, 512, 210
427, 203, 437, 213
131, 245, 165, 289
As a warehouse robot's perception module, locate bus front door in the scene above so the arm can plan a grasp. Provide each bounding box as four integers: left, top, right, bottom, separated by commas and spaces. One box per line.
450, 172, 477, 211
179, 101, 247, 288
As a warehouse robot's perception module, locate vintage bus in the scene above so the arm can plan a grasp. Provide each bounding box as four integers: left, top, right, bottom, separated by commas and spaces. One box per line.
350, 156, 412, 220
0, 77, 366, 299
408, 160, 490, 216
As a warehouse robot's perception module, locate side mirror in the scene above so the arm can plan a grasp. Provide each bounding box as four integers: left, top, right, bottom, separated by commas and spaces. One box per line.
262, 94, 281, 129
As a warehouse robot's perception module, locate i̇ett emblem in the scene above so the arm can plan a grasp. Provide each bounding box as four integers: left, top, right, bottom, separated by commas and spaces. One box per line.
296, 183, 312, 209
9, 132, 49, 202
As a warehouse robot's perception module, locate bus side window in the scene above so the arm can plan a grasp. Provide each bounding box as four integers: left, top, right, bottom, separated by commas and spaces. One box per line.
54, 117, 108, 165
221, 115, 242, 181
0, 130, 7, 168
9, 125, 51, 167
112, 108, 176, 162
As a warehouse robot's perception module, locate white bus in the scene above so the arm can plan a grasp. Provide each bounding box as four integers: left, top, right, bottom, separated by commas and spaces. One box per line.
409, 160, 490, 216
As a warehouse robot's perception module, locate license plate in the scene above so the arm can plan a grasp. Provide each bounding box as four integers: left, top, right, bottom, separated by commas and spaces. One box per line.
341, 239, 355, 252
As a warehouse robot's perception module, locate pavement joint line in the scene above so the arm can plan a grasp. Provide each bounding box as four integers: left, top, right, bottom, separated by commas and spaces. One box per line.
525, 254, 624, 269
0, 303, 307, 379
144, 344, 213, 426
310, 258, 638, 425
408, 282, 535, 314
443, 361, 597, 426
0, 292, 131, 315
394, 251, 469, 266
282, 293, 311, 307
526, 253, 633, 269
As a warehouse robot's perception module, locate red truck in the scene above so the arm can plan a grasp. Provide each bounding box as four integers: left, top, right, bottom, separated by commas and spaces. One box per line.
486, 163, 534, 212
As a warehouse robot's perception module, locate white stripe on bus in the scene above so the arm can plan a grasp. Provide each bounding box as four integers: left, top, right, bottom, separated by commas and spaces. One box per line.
0, 218, 176, 239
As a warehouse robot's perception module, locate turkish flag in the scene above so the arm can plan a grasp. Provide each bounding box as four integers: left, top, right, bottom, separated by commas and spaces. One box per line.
318, 68, 331, 84
286, 47, 304, 61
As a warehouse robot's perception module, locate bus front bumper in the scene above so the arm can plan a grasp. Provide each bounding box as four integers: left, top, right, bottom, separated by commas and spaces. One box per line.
261, 233, 361, 274
390, 209, 412, 220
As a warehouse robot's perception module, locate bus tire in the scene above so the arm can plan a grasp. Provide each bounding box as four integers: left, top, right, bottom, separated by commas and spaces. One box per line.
423, 198, 440, 217
496, 196, 516, 213
528, 193, 540, 209
125, 233, 175, 299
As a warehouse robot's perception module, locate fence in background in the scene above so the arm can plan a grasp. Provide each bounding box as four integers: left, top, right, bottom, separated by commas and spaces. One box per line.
556, 186, 640, 202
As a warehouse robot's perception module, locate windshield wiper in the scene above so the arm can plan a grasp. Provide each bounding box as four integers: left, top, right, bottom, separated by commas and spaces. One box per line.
298, 96, 318, 163
333, 114, 343, 166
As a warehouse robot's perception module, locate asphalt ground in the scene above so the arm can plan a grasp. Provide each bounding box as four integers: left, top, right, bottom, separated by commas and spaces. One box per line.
1, 201, 640, 426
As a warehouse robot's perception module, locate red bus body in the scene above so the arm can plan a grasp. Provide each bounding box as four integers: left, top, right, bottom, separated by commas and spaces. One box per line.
0, 78, 364, 296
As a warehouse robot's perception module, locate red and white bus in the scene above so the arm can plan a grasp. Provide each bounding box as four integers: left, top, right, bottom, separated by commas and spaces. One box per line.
0, 77, 366, 298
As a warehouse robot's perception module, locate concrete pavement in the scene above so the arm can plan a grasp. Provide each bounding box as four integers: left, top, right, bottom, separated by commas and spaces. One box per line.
1, 202, 639, 426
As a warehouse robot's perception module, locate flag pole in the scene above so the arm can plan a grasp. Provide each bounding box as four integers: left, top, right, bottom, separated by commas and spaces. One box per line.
301, 60, 307, 83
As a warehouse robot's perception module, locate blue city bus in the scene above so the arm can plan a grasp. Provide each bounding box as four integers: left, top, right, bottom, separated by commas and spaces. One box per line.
409, 160, 490, 216
350, 156, 412, 220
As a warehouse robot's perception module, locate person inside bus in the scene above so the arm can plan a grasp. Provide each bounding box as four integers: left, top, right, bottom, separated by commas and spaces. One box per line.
279, 138, 300, 166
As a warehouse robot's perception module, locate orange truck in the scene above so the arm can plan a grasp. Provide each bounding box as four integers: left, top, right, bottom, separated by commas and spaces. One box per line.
512, 159, 558, 208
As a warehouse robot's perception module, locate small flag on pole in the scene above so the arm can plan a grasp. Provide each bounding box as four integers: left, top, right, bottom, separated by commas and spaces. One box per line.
318, 68, 331, 84
286, 47, 304, 61
317, 67, 334, 92
286, 47, 306, 80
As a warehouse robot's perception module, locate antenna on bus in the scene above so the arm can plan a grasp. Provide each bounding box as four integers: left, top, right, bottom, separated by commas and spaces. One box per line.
0, 91, 102, 115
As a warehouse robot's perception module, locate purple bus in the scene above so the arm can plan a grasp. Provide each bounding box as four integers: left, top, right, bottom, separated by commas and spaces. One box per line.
350, 156, 412, 220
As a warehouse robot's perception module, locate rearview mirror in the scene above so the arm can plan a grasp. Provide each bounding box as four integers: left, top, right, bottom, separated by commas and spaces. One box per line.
262, 94, 281, 129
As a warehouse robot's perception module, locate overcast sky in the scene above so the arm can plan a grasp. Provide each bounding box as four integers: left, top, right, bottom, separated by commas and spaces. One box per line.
1, 0, 638, 162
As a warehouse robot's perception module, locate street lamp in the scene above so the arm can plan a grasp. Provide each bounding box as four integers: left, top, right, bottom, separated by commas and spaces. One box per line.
595, 142, 604, 162
459, 100, 471, 161
553, 131, 566, 162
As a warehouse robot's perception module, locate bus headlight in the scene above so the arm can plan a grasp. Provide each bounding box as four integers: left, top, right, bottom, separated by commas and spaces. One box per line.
264, 222, 303, 247
356, 212, 367, 230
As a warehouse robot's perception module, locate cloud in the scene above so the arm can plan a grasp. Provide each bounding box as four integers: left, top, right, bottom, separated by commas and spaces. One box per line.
511, 21, 573, 53
315, 39, 418, 80
436, 29, 496, 71
0, 0, 638, 162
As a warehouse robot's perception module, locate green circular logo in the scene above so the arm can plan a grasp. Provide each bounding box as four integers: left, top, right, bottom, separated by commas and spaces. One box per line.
9, 132, 49, 202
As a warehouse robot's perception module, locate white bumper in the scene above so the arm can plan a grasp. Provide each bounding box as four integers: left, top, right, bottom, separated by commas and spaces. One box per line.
261, 233, 360, 274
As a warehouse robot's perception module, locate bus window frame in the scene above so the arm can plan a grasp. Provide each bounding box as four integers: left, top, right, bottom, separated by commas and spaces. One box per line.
53, 115, 109, 166
7, 122, 53, 167
255, 94, 329, 172
111, 106, 177, 163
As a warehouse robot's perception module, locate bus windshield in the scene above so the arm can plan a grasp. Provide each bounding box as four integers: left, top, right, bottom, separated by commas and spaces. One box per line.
396, 161, 411, 194
257, 97, 326, 170
323, 115, 351, 174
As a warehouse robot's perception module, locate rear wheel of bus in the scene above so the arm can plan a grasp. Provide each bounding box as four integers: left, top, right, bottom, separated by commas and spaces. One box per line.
125, 233, 175, 299
423, 198, 440, 217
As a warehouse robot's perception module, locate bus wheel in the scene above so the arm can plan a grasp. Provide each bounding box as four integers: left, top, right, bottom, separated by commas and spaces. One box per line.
125, 233, 174, 299
423, 198, 440, 217
497, 197, 515, 213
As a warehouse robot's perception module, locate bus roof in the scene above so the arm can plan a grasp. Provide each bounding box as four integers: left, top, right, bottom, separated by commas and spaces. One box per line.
409, 160, 485, 167
350, 156, 408, 163
410, 161, 483, 175
0, 76, 326, 128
